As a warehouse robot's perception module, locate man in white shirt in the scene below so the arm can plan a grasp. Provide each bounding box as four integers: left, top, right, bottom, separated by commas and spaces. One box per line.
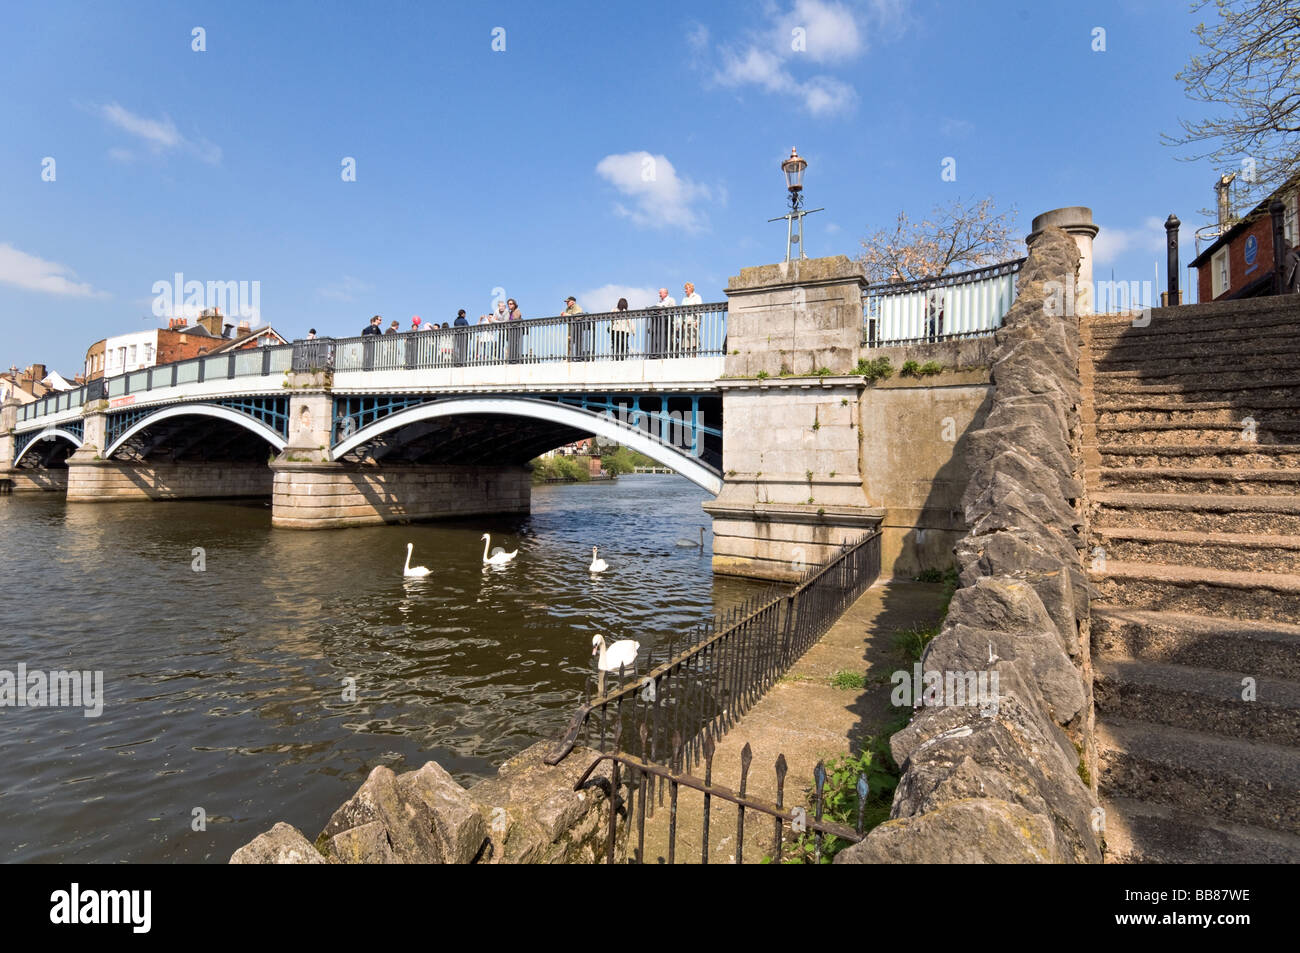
679, 282, 702, 353
651, 287, 676, 356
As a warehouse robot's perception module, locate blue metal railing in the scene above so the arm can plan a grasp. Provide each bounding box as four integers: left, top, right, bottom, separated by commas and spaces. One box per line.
863, 258, 1024, 346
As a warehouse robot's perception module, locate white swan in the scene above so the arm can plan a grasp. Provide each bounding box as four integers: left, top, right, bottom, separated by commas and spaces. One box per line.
403, 542, 431, 578
481, 533, 517, 566
589, 546, 608, 573
592, 634, 640, 694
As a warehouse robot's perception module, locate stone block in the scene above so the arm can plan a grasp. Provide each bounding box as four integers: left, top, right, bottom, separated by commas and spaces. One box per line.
229, 822, 327, 864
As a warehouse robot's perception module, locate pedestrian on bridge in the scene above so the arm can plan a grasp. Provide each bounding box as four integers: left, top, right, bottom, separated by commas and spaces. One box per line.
453, 310, 470, 366
563, 295, 587, 362
506, 298, 523, 364
361, 315, 382, 370
651, 288, 675, 358
612, 297, 632, 360
679, 282, 702, 355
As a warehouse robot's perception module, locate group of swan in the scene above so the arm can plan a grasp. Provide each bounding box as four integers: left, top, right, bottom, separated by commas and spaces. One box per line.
403, 536, 607, 577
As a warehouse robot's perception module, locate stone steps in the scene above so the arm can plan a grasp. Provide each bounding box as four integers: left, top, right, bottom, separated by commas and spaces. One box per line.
1092, 606, 1300, 679
1096, 401, 1295, 427
1089, 559, 1300, 625
1093, 348, 1300, 381
1092, 526, 1300, 573
1092, 368, 1300, 397
1097, 443, 1300, 470
1094, 422, 1300, 446
1100, 797, 1300, 864
1093, 333, 1300, 370
1095, 716, 1300, 835
1091, 320, 1299, 356
1094, 657, 1300, 746
1092, 491, 1300, 534
1088, 296, 1299, 339
1098, 466, 1300, 496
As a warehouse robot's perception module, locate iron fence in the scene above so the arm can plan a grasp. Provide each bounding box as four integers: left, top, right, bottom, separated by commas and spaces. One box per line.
547, 529, 882, 772
581, 737, 869, 864
863, 257, 1024, 347
324, 302, 728, 373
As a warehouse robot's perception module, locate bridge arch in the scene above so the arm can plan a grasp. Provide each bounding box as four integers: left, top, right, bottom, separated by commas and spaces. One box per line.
13, 427, 83, 467
332, 396, 722, 494
105, 404, 288, 460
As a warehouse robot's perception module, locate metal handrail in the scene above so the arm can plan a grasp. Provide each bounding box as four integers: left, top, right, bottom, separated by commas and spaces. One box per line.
862, 257, 1026, 295
546, 529, 883, 768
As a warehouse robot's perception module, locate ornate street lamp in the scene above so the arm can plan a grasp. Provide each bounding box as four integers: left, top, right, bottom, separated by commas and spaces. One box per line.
768, 147, 823, 262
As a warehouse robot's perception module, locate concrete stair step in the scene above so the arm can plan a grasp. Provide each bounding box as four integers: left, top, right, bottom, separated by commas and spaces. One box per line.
1092, 606, 1300, 680
1092, 526, 1300, 573
1094, 420, 1300, 446
1096, 716, 1300, 834
1096, 403, 1296, 428
1100, 796, 1300, 863
1087, 296, 1300, 338
1097, 443, 1300, 470
1098, 466, 1300, 496
1092, 491, 1300, 534
1090, 559, 1300, 624
1091, 320, 1299, 355
1097, 332, 1300, 366
1093, 369, 1300, 394
1094, 657, 1300, 746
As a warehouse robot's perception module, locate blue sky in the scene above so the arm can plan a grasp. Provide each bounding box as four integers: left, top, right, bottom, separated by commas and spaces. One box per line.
2, 0, 1232, 376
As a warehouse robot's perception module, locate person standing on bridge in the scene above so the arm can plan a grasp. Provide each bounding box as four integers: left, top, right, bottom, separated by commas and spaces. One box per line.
453, 310, 470, 366
680, 282, 702, 355
651, 287, 675, 358
611, 297, 632, 360
506, 298, 523, 364
562, 295, 587, 362
361, 315, 382, 370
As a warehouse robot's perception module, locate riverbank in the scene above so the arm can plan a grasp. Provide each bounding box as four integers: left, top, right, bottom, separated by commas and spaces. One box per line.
632, 580, 948, 863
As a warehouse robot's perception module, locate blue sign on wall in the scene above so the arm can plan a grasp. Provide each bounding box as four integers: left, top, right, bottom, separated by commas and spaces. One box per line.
1245, 234, 1258, 266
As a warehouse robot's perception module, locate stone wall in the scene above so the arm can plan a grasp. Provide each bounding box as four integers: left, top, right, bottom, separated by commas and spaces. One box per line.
231, 742, 624, 864
838, 227, 1101, 864
66, 460, 272, 502
270, 461, 531, 529
2, 469, 69, 492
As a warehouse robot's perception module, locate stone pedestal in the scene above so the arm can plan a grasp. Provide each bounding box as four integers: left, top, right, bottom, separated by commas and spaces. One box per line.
271, 461, 531, 529
66, 459, 272, 501
705, 256, 882, 581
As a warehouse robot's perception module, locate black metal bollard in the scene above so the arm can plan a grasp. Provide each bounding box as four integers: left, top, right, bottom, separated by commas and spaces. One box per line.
1165, 213, 1181, 306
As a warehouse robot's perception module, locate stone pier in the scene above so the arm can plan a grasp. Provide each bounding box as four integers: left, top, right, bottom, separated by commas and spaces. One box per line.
66, 460, 273, 502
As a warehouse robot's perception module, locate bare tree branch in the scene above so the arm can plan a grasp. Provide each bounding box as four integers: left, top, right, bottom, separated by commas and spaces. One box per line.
856, 196, 1022, 285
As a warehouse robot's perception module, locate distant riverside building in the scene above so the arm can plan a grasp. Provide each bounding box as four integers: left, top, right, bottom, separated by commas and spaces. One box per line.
1, 363, 73, 403
86, 310, 287, 380
1191, 174, 1299, 302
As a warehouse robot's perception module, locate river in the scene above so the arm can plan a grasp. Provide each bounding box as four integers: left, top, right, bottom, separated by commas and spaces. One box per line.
0, 475, 769, 862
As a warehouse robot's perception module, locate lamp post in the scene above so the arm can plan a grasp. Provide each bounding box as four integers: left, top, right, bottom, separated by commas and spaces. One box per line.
768, 147, 823, 262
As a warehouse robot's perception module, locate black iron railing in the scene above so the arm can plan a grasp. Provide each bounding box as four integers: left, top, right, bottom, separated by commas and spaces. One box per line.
322, 302, 728, 373
547, 529, 883, 770
582, 738, 870, 864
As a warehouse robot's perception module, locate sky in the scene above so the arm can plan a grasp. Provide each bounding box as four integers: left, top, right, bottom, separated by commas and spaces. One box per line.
0, 0, 1239, 377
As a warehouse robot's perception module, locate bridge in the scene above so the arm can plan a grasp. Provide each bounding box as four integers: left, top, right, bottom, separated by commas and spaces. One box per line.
2, 212, 1080, 581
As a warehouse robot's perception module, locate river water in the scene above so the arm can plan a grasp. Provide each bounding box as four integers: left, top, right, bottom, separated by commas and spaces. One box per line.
0, 475, 768, 862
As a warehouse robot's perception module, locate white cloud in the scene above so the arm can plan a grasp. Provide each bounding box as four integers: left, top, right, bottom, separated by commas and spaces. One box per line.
707, 0, 901, 116
687, 22, 710, 50
1092, 217, 1167, 265
0, 243, 108, 298
576, 284, 660, 314
98, 102, 222, 165
317, 275, 373, 303
940, 117, 975, 137
595, 152, 713, 231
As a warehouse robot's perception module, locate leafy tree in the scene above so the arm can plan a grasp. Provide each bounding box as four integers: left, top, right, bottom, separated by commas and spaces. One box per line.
1164, 0, 1300, 207
857, 196, 1022, 285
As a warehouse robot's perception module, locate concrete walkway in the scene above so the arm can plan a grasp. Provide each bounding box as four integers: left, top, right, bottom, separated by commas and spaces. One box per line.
627, 580, 947, 864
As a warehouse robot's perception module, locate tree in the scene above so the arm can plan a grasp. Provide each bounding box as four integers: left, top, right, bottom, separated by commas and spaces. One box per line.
1164, 0, 1300, 207
856, 196, 1022, 285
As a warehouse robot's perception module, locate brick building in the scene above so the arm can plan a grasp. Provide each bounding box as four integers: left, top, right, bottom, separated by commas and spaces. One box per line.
1191, 174, 1299, 301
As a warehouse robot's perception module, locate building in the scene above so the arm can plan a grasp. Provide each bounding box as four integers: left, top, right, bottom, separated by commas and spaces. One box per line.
1191, 173, 1299, 301
0, 364, 64, 404
86, 310, 287, 380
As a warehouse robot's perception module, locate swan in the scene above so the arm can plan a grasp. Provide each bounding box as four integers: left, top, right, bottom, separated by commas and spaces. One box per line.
592, 633, 640, 694
403, 542, 431, 578
589, 546, 608, 573
481, 533, 517, 566
675, 527, 705, 548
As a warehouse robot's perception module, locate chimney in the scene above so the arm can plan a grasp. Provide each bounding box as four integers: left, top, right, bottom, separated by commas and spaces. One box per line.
223, 323, 235, 338
197, 308, 223, 336
1215, 172, 1237, 230
237, 320, 250, 335
28, 364, 46, 381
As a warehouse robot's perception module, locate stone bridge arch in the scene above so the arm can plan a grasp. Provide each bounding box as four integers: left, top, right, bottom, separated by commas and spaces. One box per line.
13, 427, 83, 468
104, 402, 288, 462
